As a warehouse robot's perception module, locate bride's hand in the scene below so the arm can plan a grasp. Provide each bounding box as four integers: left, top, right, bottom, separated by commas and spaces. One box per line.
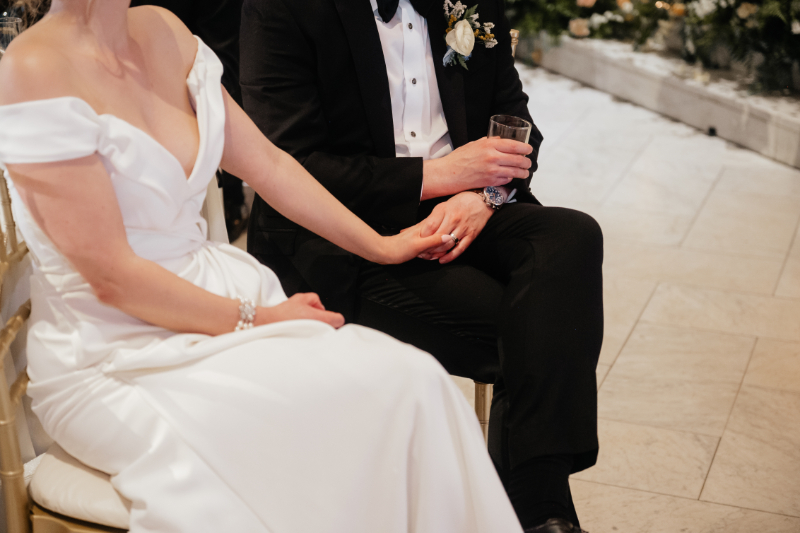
376, 223, 449, 265
256, 293, 345, 329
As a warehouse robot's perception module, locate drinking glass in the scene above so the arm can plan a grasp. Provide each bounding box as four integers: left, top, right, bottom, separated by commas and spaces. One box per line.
0, 17, 22, 57
488, 114, 532, 144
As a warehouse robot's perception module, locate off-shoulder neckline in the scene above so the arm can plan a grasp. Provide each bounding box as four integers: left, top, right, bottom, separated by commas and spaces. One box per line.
0, 36, 209, 183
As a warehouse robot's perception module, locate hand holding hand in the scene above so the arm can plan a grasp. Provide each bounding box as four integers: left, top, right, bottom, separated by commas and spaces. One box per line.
422, 137, 532, 200
377, 224, 451, 265
411, 191, 493, 264
257, 293, 345, 329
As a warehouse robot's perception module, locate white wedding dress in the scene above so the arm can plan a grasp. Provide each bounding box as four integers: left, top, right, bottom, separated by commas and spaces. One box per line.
0, 38, 523, 533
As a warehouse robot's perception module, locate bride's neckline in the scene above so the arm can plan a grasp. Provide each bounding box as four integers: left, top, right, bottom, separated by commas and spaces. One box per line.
1, 37, 207, 183
57, 95, 204, 183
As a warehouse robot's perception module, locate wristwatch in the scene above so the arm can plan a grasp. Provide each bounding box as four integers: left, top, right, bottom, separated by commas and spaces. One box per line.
474, 186, 505, 210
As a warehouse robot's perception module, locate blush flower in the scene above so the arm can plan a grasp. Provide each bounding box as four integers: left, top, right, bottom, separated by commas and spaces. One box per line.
569, 18, 591, 37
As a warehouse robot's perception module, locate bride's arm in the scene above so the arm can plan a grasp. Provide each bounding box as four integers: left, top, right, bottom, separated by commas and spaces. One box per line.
217, 91, 445, 265
6, 156, 347, 334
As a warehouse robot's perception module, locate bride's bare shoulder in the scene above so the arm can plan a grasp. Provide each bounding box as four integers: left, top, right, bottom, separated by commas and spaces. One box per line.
128, 5, 198, 69
0, 21, 74, 106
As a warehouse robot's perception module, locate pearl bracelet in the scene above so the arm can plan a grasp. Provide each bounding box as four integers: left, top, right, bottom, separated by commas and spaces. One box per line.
235, 296, 256, 331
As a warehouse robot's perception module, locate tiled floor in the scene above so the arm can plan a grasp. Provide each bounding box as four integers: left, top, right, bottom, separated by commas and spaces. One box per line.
510, 65, 800, 532
232, 65, 800, 532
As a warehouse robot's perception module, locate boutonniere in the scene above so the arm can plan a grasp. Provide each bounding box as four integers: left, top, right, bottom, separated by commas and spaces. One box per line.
443, 1, 497, 70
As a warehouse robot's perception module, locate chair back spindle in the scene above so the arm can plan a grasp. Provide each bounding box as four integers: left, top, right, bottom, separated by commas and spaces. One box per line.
0, 301, 33, 533
510, 29, 519, 58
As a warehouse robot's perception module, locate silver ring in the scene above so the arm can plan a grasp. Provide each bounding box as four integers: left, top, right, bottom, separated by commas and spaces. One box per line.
450, 233, 460, 245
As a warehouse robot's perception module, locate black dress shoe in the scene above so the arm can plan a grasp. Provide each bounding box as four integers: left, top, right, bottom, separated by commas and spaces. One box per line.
524, 518, 588, 533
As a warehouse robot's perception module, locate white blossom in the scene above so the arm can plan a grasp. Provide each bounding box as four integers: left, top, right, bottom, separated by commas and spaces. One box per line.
793, 20, 800, 34
446, 19, 476, 55
689, 0, 717, 18
485, 38, 498, 48
589, 12, 608, 29
483, 22, 495, 30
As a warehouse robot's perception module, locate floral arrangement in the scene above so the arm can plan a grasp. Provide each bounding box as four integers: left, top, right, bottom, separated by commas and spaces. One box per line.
683, 0, 800, 92
506, 0, 800, 93
443, 0, 497, 69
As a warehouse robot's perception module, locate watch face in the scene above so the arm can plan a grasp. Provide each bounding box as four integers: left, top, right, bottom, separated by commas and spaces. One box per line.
484, 186, 504, 206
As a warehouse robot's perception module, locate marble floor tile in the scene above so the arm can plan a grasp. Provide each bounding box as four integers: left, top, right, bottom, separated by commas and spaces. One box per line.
701, 386, 800, 517
604, 166, 718, 216
743, 338, 800, 394
595, 363, 611, 390
603, 238, 784, 294
572, 419, 718, 498
717, 164, 800, 198
598, 276, 656, 365
591, 206, 696, 246
576, 103, 699, 137
533, 131, 652, 206
598, 323, 753, 435
571, 479, 800, 533
776, 257, 800, 298
682, 188, 800, 259
641, 283, 800, 341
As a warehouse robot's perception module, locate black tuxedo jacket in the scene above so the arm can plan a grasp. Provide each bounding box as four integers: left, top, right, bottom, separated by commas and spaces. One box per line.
241, 0, 544, 316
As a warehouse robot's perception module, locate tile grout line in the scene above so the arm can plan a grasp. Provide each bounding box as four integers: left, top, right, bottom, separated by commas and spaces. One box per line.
678, 165, 726, 248
603, 270, 789, 299
637, 318, 800, 344
695, 335, 759, 500
599, 280, 661, 377
596, 415, 726, 439
771, 214, 800, 296
572, 478, 800, 520
637, 279, 800, 304
597, 134, 654, 206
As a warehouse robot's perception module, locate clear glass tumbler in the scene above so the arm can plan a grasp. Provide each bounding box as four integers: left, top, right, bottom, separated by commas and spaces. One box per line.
488, 114, 532, 144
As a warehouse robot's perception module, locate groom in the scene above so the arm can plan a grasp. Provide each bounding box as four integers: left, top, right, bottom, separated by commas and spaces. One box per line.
240, 0, 603, 531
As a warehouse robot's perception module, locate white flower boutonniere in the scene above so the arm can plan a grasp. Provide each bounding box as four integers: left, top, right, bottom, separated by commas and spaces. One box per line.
443, 1, 497, 70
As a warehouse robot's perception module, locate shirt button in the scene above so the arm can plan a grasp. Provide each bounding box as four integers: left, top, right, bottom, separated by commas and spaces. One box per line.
410, 131, 417, 137
408, 23, 413, 29
411, 78, 417, 85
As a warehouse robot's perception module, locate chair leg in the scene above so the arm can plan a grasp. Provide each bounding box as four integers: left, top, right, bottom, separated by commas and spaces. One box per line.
474, 382, 493, 444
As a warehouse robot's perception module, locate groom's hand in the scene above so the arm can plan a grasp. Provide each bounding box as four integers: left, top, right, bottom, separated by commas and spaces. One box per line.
421, 137, 532, 201
414, 192, 493, 264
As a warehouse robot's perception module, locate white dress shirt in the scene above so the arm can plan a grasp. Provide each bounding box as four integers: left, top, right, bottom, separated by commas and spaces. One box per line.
369, 0, 454, 161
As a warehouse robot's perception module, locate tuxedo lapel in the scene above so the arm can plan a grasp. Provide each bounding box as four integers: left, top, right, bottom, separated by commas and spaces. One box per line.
333, 0, 396, 158
422, 2, 469, 148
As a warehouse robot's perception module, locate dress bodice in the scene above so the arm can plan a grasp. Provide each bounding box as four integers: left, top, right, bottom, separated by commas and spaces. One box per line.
0, 37, 287, 377
0, 37, 226, 272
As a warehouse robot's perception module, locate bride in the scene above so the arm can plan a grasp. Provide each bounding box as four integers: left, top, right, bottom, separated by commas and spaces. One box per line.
0, 1, 524, 532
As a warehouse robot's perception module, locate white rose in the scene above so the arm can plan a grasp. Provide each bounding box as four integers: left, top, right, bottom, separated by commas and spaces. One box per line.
446, 19, 476, 56
793, 20, 800, 34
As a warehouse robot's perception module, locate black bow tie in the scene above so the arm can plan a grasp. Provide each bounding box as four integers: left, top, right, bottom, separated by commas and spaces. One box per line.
376, 0, 400, 22
376, 0, 434, 22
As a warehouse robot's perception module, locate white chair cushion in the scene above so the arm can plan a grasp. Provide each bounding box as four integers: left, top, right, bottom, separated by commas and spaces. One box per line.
29, 444, 131, 530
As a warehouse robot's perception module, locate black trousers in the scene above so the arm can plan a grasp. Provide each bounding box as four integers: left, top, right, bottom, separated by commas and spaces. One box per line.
354, 203, 603, 473
252, 203, 603, 473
